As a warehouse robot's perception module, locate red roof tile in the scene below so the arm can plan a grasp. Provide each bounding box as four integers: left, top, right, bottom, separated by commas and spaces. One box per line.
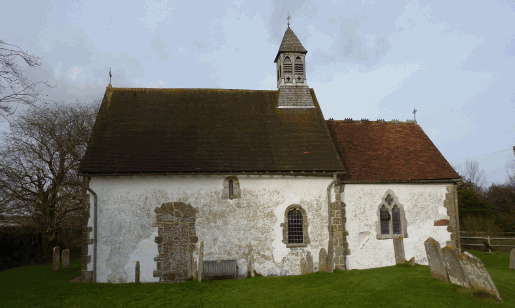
326, 120, 460, 182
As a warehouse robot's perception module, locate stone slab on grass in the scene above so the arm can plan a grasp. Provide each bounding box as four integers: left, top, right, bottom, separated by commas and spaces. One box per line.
459, 251, 502, 303
319, 248, 327, 272
424, 237, 448, 282
441, 246, 470, 288
510, 248, 515, 270
52, 247, 60, 271
408, 257, 416, 266
393, 235, 406, 264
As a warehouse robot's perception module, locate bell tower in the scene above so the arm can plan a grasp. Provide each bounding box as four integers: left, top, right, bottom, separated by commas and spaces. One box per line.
274, 26, 308, 88
274, 17, 314, 108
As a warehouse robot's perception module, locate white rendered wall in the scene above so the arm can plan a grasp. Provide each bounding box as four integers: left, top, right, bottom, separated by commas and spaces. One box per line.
86, 175, 334, 283
344, 183, 453, 270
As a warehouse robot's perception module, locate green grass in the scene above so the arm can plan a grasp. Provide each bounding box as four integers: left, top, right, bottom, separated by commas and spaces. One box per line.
0, 251, 513, 307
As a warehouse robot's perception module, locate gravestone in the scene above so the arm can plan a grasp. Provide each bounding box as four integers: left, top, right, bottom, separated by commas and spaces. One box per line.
52, 247, 60, 271
393, 235, 406, 264
135, 261, 140, 283
62, 249, 70, 269
319, 248, 327, 272
458, 251, 502, 302
441, 246, 469, 288
192, 259, 197, 280
197, 241, 204, 282
300, 258, 307, 275
424, 237, 448, 282
408, 257, 416, 266
306, 251, 313, 274
510, 248, 515, 270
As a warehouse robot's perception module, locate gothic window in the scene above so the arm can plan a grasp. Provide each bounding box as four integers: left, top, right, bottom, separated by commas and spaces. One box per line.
376, 190, 408, 239
284, 56, 292, 74
221, 176, 241, 199
294, 56, 303, 75
281, 205, 310, 247
380, 205, 390, 234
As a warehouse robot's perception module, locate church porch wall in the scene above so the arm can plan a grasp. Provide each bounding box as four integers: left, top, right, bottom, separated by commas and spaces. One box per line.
88, 175, 333, 282
343, 183, 453, 270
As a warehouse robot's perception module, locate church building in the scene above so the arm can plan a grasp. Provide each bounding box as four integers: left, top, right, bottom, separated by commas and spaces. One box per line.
79, 25, 461, 283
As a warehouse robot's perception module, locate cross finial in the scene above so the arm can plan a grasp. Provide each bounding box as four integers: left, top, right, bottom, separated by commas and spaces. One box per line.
109, 68, 112, 86
412, 108, 417, 122
287, 12, 291, 28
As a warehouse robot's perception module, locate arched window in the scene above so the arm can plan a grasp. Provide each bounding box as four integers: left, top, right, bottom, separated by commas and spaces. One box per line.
288, 209, 303, 244
392, 205, 401, 234
294, 56, 303, 75
229, 180, 233, 198
281, 205, 310, 247
284, 56, 292, 74
380, 205, 390, 234
376, 191, 408, 239
222, 176, 241, 199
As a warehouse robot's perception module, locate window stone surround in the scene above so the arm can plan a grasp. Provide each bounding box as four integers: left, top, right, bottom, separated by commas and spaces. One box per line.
376, 190, 408, 240
281, 204, 310, 248
221, 176, 241, 200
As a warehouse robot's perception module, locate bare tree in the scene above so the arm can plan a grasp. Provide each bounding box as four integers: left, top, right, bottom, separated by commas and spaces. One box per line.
459, 160, 488, 196
0, 39, 52, 119
0, 99, 100, 256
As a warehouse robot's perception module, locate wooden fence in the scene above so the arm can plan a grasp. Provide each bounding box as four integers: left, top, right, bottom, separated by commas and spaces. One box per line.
460, 231, 515, 253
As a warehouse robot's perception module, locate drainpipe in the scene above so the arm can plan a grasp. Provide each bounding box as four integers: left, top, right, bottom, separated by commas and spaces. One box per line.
87, 185, 98, 283
327, 174, 338, 272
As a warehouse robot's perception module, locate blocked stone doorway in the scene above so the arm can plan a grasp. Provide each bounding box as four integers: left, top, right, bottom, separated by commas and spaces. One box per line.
153, 202, 198, 282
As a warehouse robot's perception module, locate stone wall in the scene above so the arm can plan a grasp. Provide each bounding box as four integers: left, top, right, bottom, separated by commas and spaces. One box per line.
344, 183, 454, 270
87, 175, 333, 282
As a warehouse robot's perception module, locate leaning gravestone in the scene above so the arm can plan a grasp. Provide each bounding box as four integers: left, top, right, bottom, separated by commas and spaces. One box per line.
306, 251, 313, 274
52, 247, 60, 271
441, 246, 470, 288
319, 248, 327, 272
393, 235, 406, 264
458, 251, 502, 302
62, 249, 70, 269
510, 248, 515, 270
424, 237, 448, 282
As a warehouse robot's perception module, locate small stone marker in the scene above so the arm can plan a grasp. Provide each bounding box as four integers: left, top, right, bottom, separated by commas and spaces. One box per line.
306, 251, 313, 274
424, 237, 448, 282
192, 259, 197, 280
459, 251, 502, 302
441, 246, 470, 288
408, 257, 416, 266
250, 256, 255, 278
135, 261, 140, 283
52, 246, 60, 271
62, 249, 70, 269
300, 257, 307, 275
319, 248, 327, 272
393, 235, 406, 264
510, 248, 515, 270
197, 241, 204, 282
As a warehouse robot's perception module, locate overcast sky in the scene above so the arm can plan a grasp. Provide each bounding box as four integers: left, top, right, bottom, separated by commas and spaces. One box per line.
2, 0, 514, 186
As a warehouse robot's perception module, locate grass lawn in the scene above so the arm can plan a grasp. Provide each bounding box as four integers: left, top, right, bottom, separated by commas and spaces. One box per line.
0, 250, 513, 307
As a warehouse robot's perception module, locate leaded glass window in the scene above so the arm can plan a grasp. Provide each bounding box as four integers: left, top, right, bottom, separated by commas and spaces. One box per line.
380, 205, 390, 234
288, 209, 303, 244
392, 205, 401, 234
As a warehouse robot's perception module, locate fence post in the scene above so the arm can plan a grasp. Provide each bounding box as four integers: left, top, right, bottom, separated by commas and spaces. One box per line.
487, 235, 492, 253
135, 261, 140, 283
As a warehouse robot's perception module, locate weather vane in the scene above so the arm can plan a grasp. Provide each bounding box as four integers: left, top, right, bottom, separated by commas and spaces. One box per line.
287, 12, 291, 28
109, 67, 112, 85
412, 108, 417, 121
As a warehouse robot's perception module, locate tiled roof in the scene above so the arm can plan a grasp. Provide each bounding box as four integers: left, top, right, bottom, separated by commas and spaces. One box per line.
274, 27, 307, 62
326, 120, 460, 182
79, 87, 344, 174
278, 85, 314, 107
